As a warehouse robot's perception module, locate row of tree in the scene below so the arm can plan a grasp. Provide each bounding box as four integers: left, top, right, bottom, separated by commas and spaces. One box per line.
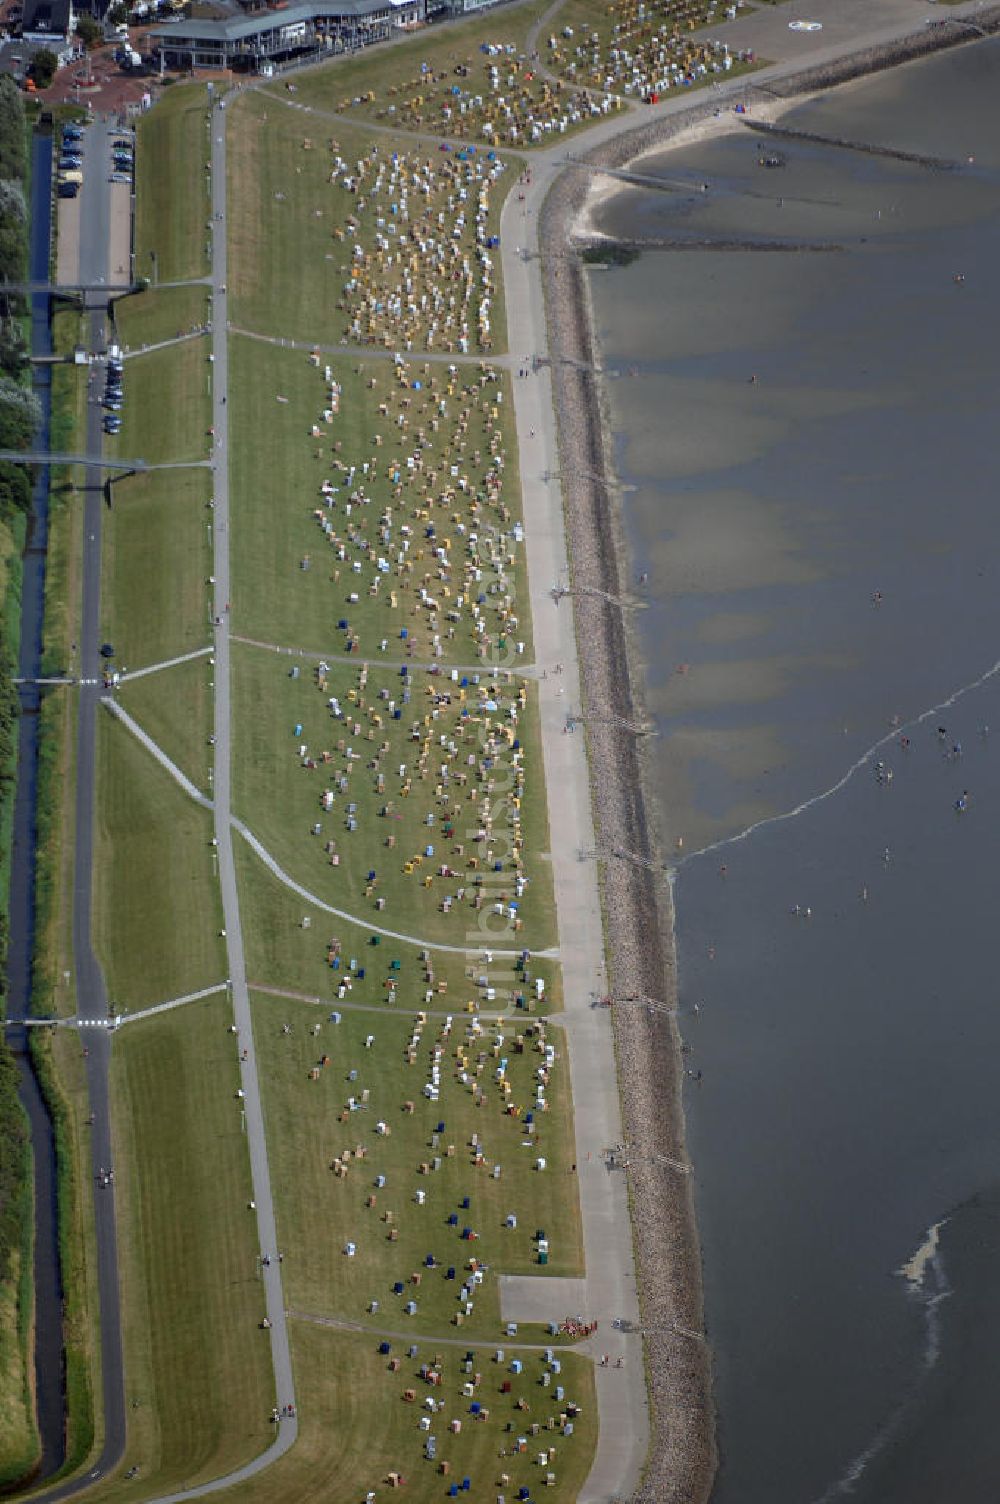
0, 73, 35, 1480
0, 74, 40, 518
0, 76, 29, 336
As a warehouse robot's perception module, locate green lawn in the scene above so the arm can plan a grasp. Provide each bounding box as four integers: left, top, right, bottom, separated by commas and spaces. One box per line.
235, 835, 561, 1017
117, 656, 214, 799
227, 100, 513, 352
283, 0, 622, 150
253, 990, 582, 1337
228, 337, 533, 665
0, 1244, 37, 1490
102, 468, 212, 668
105, 339, 212, 467
216, 1322, 597, 1504
81, 997, 274, 1500
93, 715, 225, 1011
134, 82, 213, 283
287, 0, 549, 116
230, 642, 557, 955
114, 284, 212, 352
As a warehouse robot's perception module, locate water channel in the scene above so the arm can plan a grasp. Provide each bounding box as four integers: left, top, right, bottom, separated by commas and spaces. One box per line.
8, 126, 67, 1484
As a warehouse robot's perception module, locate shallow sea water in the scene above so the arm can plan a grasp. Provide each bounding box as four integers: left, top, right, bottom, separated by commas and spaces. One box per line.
588, 37, 1000, 1504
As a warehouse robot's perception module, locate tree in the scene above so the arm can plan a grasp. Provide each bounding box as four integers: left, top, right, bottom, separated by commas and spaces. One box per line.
0, 181, 25, 227
0, 378, 41, 451
75, 13, 103, 49
0, 460, 30, 522
0, 322, 27, 380
108, 2, 129, 23
28, 48, 59, 88
0, 217, 27, 285
0, 77, 27, 182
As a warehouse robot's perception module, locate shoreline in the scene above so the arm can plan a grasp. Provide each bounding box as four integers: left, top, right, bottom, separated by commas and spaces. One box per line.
529, 6, 1000, 1501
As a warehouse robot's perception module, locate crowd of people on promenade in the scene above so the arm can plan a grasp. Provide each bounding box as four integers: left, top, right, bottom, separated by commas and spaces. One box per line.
550, 0, 755, 101
285, 651, 532, 933
329, 142, 503, 354
306, 352, 523, 660
341, 42, 622, 144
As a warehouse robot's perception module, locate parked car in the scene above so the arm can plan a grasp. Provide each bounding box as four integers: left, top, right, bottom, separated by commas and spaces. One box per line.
57, 182, 79, 198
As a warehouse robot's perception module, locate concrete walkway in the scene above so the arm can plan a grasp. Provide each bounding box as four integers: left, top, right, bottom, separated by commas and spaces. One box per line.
499, 1275, 589, 1325
233, 817, 559, 960
230, 631, 538, 679
118, 645, 214, 683
102, 698, 212, 808
289, 1307, 582, 1354
116, 984, 229, 1027
500, 154, 649, 1504
203, 90, 299, 1475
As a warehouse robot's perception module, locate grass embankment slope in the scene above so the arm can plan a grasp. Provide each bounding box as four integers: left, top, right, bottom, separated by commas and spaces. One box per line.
87, 82, 275, 1496
230, 640, 557, 954
114, 282, 210, 353
220, 45, 593, 1501
29, 303, 102, 1485
105, 466, 213, 793
134, 83, 211, 284
228, 98, 513, 348
214, 1323, 596, 1504
81, 33, 594, 1498
0, 73, 41, 1487
284, 0, 624, 149
254, 992, 582, 1330
0, 506, 35, 1491
93, 719, 224, 1010
235, 834, 563, 1015
105, 337, 210, 466
79, 997, 275, 1502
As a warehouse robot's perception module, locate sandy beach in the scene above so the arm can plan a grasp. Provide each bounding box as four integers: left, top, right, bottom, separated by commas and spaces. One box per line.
506, 1, 1000, 1499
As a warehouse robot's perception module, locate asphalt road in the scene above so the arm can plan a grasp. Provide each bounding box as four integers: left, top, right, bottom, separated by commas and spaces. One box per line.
29, 118, 128, 1504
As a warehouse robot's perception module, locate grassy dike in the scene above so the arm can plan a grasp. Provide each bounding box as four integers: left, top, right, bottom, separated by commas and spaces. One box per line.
0, 83, 44, 1487
84, 276, 273, 1490
0, 520, 37, 1487
28, 304, 99, 1483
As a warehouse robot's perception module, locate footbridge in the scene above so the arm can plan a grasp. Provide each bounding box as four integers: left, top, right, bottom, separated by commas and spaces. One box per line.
0, 451, 212, 473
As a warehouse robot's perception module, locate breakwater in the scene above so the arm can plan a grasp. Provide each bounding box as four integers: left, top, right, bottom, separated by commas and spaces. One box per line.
541, 157, 714, 1504
740, 117, 959, 170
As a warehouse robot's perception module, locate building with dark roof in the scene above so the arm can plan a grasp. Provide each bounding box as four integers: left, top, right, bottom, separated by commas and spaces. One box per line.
147, 0, 423, 72
21, 0, 71, 43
